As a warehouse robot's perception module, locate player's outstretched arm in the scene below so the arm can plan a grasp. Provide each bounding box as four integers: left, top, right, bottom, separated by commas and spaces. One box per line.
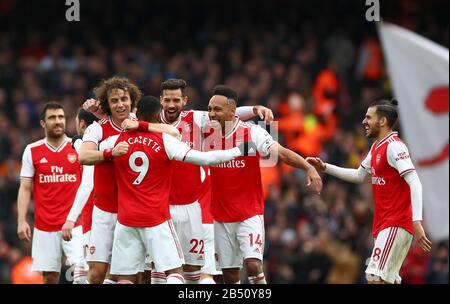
269, 144, 323, 194
306, 157, 369, 184
163, 133, 241, 166
121, 119, 180, 138
17, 178, 32, 242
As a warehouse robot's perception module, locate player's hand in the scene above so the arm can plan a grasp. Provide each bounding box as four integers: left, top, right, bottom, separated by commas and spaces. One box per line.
83, 99, 101, 113
413, 221, 432, 253
62, 220, 75, 241
113, 141, 129, 157
17, 221, 31, 242
253, 106, 274, 124
306, 157, 326, 172
237, 141, 257, 156
121, 119, 139, 130
155, 124, 180, 139
306, 166, 323, 195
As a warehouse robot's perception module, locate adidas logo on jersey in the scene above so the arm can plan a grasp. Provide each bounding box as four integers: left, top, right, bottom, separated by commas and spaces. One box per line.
253, 248, 260, 253
39, 157, 48, 164
197, 255, 204, 261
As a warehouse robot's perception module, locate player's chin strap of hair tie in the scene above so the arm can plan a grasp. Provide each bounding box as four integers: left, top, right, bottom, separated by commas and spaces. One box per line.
137, 121, 149, 132
103, 148, 114, 161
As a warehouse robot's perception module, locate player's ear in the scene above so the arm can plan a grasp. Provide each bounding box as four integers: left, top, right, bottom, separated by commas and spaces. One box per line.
80, 119, 87, 130
182, 96, 188, 106
379, 116, 387, 127
40, 120, 46, 128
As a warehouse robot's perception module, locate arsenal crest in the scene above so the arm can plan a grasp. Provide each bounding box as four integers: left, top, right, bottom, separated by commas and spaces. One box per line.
67, 153, 77, 164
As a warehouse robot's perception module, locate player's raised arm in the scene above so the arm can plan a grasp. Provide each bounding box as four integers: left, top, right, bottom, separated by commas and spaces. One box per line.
163, 133, 242, 166
82, 98, 107, 120
236, 105, 274, 124
121, 118, 180, 138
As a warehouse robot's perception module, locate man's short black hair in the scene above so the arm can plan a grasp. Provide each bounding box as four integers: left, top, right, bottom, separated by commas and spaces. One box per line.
136, 96, 161, 122
40, 101, 64, 121
77, 108, 98, 126
369, 98, 399, 128
212, 85, 238, 105
160, 79, 187, 96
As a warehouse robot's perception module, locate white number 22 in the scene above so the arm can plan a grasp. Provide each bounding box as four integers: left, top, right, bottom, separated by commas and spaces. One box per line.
128, 152, 149, 185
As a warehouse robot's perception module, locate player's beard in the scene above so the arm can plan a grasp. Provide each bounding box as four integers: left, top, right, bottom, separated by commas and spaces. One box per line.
47, 124, 65, 139
164, 108, 181, 123
366, 122, 380, 139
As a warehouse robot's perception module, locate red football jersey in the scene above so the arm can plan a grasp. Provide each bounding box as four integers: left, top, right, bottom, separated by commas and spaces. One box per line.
82, 117, 123, 213
207, 120, 277, 222
20, 137, 81, 232
361, 132, 415, 237
160, 110, 210, 206
113, 130, 193, 227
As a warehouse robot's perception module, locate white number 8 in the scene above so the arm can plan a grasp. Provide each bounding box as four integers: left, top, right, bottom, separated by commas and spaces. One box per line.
129, 151, 149, 185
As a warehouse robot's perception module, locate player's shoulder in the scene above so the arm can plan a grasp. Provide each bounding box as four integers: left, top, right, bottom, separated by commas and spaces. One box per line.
387, 133, 408, 149
181, 110, 194, 117
26, 138, 46, 151
98, 117, 109, 125
181, 110, 196, 122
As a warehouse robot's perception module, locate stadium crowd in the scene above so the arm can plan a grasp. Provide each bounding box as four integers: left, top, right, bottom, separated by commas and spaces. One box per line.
0, 0, 448, 283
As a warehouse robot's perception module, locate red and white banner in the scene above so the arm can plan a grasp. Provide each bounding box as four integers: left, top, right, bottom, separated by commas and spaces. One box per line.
378, 22, 449, 241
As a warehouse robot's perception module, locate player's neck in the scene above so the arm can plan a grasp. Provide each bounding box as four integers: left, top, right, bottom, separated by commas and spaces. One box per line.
161, 110, 180, 125
111, 116, 127, 129
376, 129, 393, 142
46, 134, 66, 150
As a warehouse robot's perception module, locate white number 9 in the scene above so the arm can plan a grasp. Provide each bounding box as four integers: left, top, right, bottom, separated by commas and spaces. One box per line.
129, 151, 149, 185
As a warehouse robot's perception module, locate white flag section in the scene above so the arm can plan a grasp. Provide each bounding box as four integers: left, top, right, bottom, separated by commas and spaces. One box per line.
378, 22, 449, 241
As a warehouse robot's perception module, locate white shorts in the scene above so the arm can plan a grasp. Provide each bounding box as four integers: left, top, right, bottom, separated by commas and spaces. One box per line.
170, 201, 205, 266
87, 206, 117, 264
31, 226, 83, 273
110, 220, 184, 275
201, 224, 222, 275
365, 226, 413, 284
214, 215, 265, 269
